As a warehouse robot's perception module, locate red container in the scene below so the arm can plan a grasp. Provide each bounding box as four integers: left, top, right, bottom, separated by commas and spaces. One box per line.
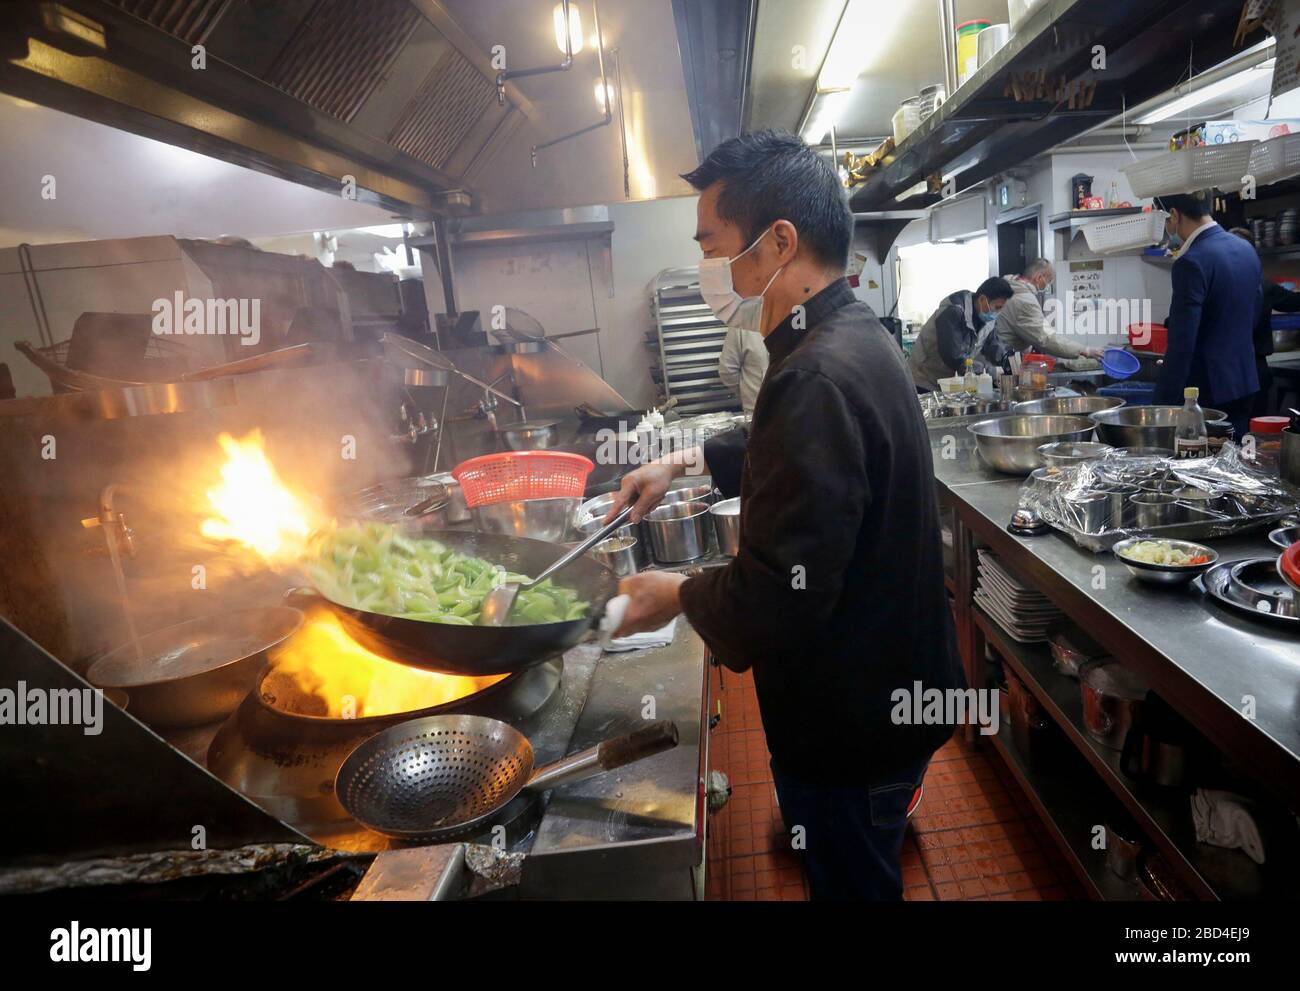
1023, 352, 1057, 373
1128, 323, 1168, 353
451, 451, 594, 508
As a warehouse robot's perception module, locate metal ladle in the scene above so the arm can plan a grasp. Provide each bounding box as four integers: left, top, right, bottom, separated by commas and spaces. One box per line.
479, 504, 635, 626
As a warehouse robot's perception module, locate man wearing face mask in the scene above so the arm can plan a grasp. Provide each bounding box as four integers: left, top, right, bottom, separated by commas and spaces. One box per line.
603, 130, 962, 900
907, 277, 1015, 393
1152, 192, 1262, 437
995, 260, 1105, 361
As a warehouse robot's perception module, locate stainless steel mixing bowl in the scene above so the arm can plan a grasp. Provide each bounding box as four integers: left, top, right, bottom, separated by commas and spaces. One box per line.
968, 415, 1097, 475
1090, 406, 1227, 449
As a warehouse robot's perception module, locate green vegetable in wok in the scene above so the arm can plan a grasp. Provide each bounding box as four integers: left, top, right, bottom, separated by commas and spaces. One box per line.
308, 523, 589, 626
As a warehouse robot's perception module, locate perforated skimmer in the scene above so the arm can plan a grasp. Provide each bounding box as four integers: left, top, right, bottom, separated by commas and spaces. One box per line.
336, 713, 679, 842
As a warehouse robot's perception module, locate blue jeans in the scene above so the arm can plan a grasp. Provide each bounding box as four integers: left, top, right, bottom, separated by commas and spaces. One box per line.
771, 756, 930, 901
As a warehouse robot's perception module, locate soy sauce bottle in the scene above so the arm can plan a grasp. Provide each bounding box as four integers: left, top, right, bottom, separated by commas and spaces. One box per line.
1174, 387, 1208, 460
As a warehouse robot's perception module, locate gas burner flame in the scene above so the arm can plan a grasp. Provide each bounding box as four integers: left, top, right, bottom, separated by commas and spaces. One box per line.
199, 429, 319, 565
264, 610, 504, 718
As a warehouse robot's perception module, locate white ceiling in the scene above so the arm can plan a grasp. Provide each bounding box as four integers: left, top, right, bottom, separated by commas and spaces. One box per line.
0, 94, 397, 246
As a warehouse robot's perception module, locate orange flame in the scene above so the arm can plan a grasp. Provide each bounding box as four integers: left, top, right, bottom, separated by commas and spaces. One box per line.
199, 429, 320, 565
266, 610, 504, 718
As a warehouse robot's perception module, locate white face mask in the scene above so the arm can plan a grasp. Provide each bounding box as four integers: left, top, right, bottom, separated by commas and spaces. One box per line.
698, 227, 785, 333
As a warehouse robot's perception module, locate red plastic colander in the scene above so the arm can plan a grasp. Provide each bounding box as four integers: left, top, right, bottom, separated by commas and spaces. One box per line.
451, 451, 595, 508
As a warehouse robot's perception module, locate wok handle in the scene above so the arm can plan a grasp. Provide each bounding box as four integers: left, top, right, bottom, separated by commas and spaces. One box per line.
525, 720, 680, 792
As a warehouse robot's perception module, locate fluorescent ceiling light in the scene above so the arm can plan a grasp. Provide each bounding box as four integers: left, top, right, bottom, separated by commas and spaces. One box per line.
818, 0, 911, 91
595, 79, 615, 111
356, 223, 408, 238
1137, 58, 1275, 124
801, 90, 849, 145
553, 3, 583, 55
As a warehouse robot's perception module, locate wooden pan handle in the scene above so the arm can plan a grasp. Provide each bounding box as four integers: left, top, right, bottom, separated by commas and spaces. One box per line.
597, 720, 679, 770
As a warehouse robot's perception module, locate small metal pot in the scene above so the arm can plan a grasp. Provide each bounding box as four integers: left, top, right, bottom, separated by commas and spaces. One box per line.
643, 500, 712, 562
1105, 819, 1144, 882
1062, 490, 1110, 533
574, 515, 647, 567
710, 497, 741, 556
661, 484, 715, 506
1282, 428, 1300, 486
471, 497, 578, 542
590, 534, 640, 577
1130, 492, 1182, 529
430, 473, 471, 522
1097, 483, 1140, 528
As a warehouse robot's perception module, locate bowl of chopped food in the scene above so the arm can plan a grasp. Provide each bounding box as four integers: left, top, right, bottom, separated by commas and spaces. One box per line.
1112, 538, 1219, 586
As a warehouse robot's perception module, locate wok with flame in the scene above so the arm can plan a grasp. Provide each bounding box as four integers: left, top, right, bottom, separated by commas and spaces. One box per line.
198, 430, 618, 683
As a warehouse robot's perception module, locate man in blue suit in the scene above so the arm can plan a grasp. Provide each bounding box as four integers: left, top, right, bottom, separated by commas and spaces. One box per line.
1153, 192, 1262, 438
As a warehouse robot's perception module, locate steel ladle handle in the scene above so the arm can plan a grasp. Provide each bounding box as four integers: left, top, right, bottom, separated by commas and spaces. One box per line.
525, 720, 680, 792
526, 504, 635, 588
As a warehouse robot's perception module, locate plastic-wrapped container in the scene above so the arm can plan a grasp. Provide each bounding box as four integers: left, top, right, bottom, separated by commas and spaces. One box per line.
1244, 416, 1290, 475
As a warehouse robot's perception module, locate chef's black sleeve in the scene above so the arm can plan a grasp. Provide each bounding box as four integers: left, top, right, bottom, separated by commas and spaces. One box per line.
679, 368, 869, 671
701, 426, 747, 499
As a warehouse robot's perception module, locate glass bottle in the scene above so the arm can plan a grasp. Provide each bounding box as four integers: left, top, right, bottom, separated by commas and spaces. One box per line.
1174, 387, 1208, 460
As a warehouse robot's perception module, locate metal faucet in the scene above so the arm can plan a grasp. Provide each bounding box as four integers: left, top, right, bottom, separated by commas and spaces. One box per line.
81, 484, 135, 558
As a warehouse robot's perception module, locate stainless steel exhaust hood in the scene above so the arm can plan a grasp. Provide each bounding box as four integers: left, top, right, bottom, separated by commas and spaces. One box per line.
0, 0, 529, 215
0, 1, 701, 216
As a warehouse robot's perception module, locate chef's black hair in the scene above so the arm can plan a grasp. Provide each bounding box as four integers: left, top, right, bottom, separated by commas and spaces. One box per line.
976, 277, 1014, 303
681, 129, 853, 270
1153, 191, 1213, 219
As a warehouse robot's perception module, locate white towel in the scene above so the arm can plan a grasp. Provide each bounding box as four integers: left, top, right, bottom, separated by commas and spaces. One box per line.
599, 594, 678, 652
1190, 788, 1266, 865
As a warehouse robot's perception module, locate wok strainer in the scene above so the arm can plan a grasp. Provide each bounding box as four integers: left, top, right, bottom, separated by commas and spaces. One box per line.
336, 714, 679, 842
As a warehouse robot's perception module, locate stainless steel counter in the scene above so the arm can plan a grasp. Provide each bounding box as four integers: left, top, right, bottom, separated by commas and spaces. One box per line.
521, 624, 709, 899
930, 424, 1300, 803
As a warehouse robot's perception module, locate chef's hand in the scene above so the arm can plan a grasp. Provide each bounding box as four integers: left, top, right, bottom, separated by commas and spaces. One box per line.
604, 463, 677, 524
1081, 347, 1105, 359
614, 571, 688, 637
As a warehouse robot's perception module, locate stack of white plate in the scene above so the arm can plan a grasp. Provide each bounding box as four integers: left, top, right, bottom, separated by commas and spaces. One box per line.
974, 550, 1063, 643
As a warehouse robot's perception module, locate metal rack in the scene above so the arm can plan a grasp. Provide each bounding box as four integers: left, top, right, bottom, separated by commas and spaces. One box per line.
650, 267, 740, 415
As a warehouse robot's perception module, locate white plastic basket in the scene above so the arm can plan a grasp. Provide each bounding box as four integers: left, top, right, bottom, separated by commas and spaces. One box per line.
1242, 132, 1300, 187
1120, 142, 1258, 198
1080, 211, 1169, 254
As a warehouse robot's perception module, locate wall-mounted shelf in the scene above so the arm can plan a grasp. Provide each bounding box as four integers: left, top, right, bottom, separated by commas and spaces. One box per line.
848, 0, 1262, 212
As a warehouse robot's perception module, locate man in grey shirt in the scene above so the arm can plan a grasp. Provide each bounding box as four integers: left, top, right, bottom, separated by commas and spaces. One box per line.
995, 259, 1103, 360
718, 324, 768, 413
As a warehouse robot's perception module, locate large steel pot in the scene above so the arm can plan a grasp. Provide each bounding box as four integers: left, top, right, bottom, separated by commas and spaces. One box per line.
1090, 406, 1227, 450
643, 500, 712, 562
87, 607, 304, 729
968, 415, 1096, 475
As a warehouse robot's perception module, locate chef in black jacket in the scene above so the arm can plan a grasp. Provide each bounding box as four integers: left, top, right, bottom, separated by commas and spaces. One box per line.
606, 130, 964, 900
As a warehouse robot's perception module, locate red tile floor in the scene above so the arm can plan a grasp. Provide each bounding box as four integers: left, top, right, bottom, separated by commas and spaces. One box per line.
703, 665, 1087, 901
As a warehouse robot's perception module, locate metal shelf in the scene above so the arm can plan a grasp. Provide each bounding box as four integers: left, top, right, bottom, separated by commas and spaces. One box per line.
976, 609, 1270, 901
848, 0, 1260, 212
651, 267, 739, 414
